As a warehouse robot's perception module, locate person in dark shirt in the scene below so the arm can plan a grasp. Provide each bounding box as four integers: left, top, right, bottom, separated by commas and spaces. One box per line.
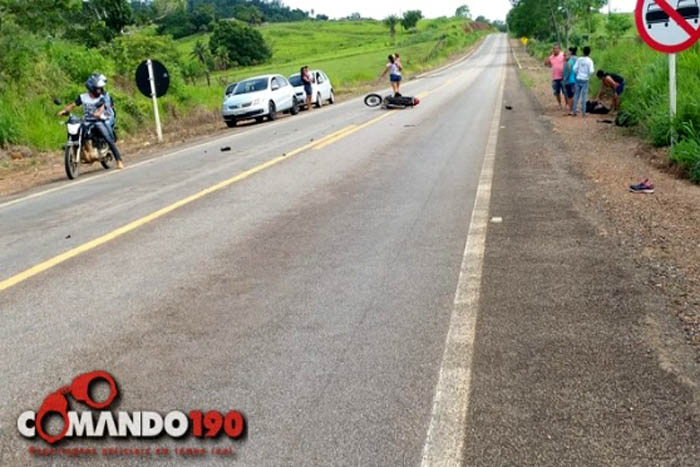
596, 70, 625, 112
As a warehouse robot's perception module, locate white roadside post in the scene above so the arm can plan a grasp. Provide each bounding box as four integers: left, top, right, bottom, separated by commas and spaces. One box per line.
670, 53, 677, 145
669, 53, 677, 118
147, 59, 163, 143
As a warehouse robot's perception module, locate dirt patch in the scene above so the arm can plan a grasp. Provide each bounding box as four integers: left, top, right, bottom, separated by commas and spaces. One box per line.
511, 39, 700, 355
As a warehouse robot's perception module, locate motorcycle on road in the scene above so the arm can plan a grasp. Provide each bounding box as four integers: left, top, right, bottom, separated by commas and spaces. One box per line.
57, 100, 116, 180
364, 92, 420, 109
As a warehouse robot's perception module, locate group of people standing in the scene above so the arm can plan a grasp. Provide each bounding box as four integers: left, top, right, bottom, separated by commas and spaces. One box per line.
546, 44, 625, 117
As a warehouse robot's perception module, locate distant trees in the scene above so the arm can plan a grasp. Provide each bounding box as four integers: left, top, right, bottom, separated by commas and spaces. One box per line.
233, 4, 265, 25
455, 5, 471, 19
208, 20, 271, 68
1, 0, 135, 43
384, 15, 399, 39
185, 0, 313, 23
605, 13, 632, 44
507, 0, 607, 45
401, 10, 423, 30
191, 39, 213, 85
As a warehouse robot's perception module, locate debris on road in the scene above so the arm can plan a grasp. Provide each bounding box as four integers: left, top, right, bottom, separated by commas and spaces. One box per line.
220, 146, 231, 152
505, 105, 513, 110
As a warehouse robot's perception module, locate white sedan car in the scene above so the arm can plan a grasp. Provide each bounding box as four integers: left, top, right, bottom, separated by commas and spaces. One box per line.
221, 74, 300, 127
289, 69, 335, 109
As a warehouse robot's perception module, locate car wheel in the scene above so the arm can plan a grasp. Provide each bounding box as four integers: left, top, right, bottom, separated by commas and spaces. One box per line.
290, 97, 299, 115
315, 92, 323, 108
268, 101, 277, 121
255, 116, 265, 123
329, 90, 335, 104
225, 119, 237, 128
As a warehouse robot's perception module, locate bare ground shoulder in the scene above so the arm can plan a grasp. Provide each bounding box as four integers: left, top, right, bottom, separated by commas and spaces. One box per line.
510, 39, 700, 357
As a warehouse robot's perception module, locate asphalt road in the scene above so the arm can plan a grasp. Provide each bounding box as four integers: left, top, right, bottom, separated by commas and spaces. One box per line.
1, 33, 698, 467
0, 34, 505, 466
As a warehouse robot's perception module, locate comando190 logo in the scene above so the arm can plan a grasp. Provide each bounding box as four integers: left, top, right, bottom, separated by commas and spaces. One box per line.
17, 371, 246, 444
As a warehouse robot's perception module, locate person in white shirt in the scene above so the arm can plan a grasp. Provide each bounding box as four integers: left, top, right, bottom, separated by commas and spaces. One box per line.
572, 46, 595, 117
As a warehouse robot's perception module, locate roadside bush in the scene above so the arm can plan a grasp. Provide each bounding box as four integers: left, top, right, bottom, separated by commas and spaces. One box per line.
671, 123, 700, 183
209, 20, 271, 67
109, 33, 182, 75
0, 100, 19, 147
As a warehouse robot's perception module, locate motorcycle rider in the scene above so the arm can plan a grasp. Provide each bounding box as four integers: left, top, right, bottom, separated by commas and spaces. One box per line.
58, 73, 124, 169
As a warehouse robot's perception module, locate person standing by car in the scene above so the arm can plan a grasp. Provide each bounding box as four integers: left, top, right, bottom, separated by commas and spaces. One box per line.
563, 47, 578, 115
58, 73, 124, 169
572, 46, 595, 117
301, 66, 313, 110
545, 44, 565, 110
596, 70, 625, 112
381, 54, 403, 97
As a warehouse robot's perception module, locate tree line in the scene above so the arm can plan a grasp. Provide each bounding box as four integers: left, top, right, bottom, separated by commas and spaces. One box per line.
506, 0, 630, 46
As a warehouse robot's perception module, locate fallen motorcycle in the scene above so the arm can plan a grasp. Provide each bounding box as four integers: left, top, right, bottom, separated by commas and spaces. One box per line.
364, 93, 420, 109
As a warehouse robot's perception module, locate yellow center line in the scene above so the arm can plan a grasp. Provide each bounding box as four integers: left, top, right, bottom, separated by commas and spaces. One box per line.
314, 111, 396, 150
0, 74, 462, 292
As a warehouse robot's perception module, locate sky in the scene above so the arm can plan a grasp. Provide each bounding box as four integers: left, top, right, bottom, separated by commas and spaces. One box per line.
283, 0, 639, 22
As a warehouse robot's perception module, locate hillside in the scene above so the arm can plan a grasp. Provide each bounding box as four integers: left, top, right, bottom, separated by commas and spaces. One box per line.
0, 17, 489, 157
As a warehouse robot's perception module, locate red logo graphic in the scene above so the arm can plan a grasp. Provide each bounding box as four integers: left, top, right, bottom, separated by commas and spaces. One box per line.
36, 371, 118, 444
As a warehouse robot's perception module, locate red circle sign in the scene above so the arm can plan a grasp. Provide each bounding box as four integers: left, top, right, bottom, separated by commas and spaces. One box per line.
636, 0, 700, 53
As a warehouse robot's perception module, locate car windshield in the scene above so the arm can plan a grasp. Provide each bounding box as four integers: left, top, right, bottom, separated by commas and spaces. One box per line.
234, 78, 268, 95
225, 83, 237, 95
289, 74, 303, 87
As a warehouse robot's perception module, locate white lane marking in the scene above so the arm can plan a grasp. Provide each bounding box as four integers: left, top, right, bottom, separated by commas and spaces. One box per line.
420, 39, 507, 467
510, 41, 523, 70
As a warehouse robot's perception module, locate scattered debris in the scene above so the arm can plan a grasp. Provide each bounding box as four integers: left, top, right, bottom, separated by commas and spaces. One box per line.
9, 146, 33, 160
490, 216, 503, 223
65, 234, 71, 239
220, 146, 231, 152
505, 105, 513, 110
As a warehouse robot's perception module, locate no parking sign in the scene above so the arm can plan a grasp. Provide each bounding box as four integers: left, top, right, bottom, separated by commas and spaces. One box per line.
635, 0, 700, 119
636, 0, 700, 53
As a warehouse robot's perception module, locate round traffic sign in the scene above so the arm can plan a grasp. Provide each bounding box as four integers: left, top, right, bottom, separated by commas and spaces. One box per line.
636, 0, 700, 53
135, 60, 170, 98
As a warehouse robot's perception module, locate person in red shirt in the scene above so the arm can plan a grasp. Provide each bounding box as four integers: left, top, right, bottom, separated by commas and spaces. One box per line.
545, 44, 566, 110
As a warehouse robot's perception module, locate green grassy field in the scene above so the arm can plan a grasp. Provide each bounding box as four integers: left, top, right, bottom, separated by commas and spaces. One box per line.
0, 19, 489, 154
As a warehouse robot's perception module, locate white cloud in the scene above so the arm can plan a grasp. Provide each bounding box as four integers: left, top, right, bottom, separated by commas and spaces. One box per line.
284, 0, 513, 21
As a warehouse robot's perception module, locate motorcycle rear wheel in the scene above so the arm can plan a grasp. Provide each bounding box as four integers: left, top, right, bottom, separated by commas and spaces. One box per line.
64, 145, 80, 180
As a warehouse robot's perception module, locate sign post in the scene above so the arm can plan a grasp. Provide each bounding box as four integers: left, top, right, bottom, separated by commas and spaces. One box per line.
669, 53, 677, 118
147, 60, 163, 142
636, 0, 700, 131
135, 60, 170, 144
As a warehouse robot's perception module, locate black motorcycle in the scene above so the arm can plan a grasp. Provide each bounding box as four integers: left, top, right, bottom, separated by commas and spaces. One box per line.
364, 93, 420, 109
61, 114, 115, 180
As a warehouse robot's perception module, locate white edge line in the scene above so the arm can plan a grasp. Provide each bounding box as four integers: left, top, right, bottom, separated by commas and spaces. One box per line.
419, 39, 507, 467
510, 40, 523, 70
